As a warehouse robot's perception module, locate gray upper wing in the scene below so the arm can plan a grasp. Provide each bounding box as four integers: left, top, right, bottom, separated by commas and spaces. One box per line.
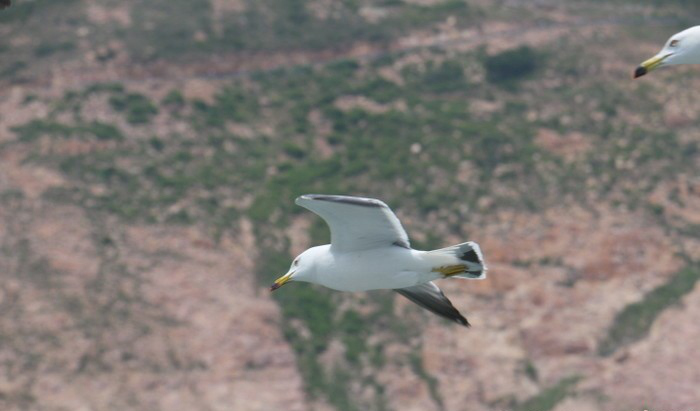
295, 194, 410, 252
395, 282, 469, 327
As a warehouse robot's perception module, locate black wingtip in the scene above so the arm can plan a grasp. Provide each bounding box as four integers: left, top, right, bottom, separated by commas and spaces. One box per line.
456, 315, 471, 327
395, 284, 472, 328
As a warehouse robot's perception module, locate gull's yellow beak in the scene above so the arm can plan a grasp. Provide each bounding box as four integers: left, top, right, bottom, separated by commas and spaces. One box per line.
270, 271, 294, 291
634, 53, 670, 78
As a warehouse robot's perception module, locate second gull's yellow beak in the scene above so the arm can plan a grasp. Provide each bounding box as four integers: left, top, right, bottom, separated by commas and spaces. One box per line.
270, 271, 294, 291
634, 53, 670, 78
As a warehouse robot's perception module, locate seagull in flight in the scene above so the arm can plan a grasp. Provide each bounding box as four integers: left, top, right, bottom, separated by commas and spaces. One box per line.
635, 26, 700, 78
270, 195, 487, 327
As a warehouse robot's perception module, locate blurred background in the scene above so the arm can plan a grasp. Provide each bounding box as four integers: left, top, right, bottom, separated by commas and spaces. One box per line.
1, 0, 699, 410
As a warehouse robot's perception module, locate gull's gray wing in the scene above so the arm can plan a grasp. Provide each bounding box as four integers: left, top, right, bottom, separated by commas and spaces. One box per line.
395, 282, 469, 327
295, 194, 410, 252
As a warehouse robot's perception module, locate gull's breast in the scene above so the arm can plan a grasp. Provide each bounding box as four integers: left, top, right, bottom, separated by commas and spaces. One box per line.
316, 247, 426, 292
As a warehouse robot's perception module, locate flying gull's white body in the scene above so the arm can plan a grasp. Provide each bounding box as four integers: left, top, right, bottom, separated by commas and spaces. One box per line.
301, 245, 453, 292
270, 194, 487, 326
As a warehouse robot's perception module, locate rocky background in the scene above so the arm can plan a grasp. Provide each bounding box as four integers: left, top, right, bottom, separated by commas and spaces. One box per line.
1, 1, 700, 410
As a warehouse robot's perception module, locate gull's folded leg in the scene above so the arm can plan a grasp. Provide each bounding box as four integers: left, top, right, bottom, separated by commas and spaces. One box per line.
432, 264, 468, 277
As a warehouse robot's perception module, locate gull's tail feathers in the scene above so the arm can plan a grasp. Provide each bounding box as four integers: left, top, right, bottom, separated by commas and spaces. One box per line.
427, 241, 487, 280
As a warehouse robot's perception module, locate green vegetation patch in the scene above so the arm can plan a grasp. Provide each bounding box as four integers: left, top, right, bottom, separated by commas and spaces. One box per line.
162, 89, 186, 109
339, 310, 369, 364
0, 60, 27, 77
109, 93, 159, 124
124, 0, 474, 60
190, 86, 260, 128
409, 350, 445, 410
127, 0, 213, 60
34, 41, 75, 58
514, 376, 579, 411
0, 0, 80, 23
590, 0, 700, 10
599, 265, 700, 356
484, 46, 542, 86
12, 120, 123, 142
0, 0, 87, 81
421, 60, 468, 94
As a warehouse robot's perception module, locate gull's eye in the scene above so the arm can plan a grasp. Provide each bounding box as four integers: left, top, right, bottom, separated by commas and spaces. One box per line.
293, 259, 299, 267
670, 39, 680, 48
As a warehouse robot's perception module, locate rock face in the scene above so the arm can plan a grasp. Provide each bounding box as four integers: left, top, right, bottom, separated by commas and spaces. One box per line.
422, 206, 690, 410
598, 283, 700, 410
2, 1, 700, 410
0, 156, 307, 410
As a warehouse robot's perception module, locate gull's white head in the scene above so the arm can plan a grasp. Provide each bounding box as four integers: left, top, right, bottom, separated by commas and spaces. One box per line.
635, 26, 700, 78
269, 246, 323, 291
